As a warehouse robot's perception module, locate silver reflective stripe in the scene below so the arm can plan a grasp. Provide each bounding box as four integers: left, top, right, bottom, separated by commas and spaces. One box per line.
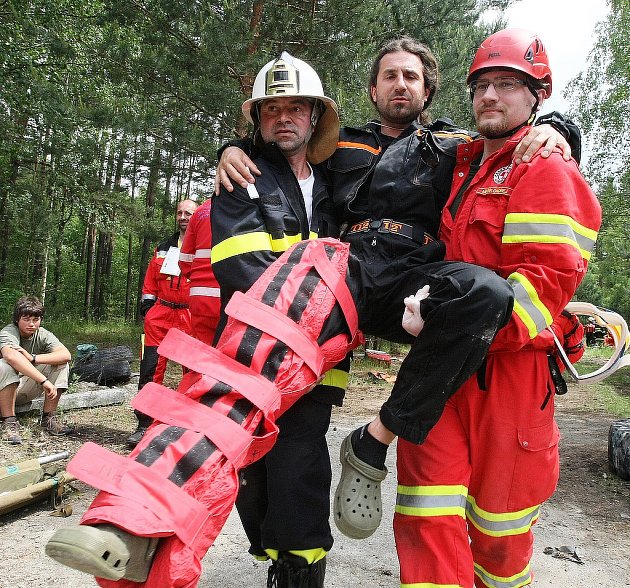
396, 492, 466, 511
189, 287, 220, 298
503, 220, 596, 254
141, 294, 157, 301
474, 562, 531, 588
508, 276, 550, 338
179, 252, 194, 262
194, 249, 212, 259
467, 502, 540, 535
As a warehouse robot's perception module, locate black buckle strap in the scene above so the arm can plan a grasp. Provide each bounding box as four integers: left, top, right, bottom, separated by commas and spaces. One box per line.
158, 298, 189, 310
345, 218, 434, 245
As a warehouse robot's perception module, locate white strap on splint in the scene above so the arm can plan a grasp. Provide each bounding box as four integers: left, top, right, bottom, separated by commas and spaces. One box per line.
551, 301, 630, 384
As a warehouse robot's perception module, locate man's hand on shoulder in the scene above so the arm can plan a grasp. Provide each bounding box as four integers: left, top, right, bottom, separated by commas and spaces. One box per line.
513, 125, 571, 165
215, 147, 260, 195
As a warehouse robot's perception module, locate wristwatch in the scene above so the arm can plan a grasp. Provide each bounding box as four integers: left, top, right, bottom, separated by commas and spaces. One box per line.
31, 353, 36, 364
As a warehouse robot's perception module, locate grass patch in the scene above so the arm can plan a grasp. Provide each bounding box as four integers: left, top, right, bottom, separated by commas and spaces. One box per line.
45, 318, 143, 357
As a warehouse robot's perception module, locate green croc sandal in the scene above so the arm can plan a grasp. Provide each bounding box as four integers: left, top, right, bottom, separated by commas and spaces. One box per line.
45, 524, 158, 582
333, 433, 388, 539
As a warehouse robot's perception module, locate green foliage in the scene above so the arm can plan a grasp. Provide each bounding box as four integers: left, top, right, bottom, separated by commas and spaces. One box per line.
567, 0, 629, 321
20, 0, 626, 324
45, 317, 143, 357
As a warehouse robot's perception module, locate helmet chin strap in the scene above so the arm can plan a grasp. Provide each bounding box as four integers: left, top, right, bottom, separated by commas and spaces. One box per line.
486, 111, 536, 140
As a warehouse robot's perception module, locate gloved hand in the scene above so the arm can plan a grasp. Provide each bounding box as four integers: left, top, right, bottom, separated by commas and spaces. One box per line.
140, 299, 155, 318
401, 285, 430, 337
550, 310, 585, 367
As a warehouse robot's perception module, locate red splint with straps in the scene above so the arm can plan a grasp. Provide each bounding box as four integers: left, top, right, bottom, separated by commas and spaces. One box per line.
67, 239, 363, 588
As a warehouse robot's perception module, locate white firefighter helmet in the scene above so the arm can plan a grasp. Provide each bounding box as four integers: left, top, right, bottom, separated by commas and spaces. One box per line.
242, 51, 339, 164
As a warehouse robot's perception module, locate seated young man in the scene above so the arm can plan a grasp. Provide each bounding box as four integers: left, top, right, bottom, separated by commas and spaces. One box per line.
0, 296, 72, 444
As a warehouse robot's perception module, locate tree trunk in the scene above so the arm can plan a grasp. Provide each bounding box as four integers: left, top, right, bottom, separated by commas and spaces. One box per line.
136, 143, 161, 323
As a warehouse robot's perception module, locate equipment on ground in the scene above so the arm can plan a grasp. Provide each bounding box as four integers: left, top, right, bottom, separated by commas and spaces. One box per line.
0, 452, 75, 516
70, 345, 134, 386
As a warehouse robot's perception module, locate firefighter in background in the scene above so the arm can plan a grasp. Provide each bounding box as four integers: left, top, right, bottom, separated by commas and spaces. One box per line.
178, 199, 221, 346
128, 199, 198, 447
394, 29, 602, 587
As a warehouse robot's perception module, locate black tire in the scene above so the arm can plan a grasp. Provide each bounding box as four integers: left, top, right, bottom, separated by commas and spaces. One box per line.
70, 345, 134, 386
608, 418, 630, 481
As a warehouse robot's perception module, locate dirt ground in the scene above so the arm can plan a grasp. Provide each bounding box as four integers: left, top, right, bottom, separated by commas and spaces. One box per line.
0, 368, 629, 587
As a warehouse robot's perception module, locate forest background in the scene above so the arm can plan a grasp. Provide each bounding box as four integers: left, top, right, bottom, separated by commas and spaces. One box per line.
0, 0, 628, 331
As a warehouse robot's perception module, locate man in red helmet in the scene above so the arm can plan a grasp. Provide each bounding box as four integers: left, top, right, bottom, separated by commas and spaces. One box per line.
393, 28, 602, 588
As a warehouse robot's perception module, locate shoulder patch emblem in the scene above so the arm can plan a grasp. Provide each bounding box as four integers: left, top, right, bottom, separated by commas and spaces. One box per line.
493, 164, 512, 185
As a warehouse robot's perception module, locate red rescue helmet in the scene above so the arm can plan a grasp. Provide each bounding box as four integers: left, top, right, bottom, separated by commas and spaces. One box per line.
467, 28, 552, 98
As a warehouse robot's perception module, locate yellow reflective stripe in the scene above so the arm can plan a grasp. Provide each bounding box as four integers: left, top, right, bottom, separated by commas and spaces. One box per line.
474, 561, 531, 588
503, 213, 597, 260
211, 231, 307, 264
466, 495, 540, 538
270, 233, 306, 252
211, 232, 272, 264
320, 368, 349, 391
396, 484, 467, 518
507, 272, 552, 339
264, 548, 328, 565
253, 554, 269, 561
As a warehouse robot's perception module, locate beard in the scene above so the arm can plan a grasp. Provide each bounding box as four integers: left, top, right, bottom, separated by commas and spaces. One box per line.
377, 97, 423, 127
475, 111, 510, 139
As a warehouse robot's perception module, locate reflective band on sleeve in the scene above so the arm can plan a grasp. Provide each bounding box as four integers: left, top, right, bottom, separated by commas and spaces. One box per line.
320, 368, 349, 390
395, 484, 467, 518
133, 383, 272, 467
474, 561, 532, 588
179, 252, 194, 263
212, 232, 306, 264
212, 232, 273, 264
466, 494, 540, 538
189, 286, 221, 297
503, 213, 597, 260
158, 329, 280, 416
507, 273, 552, 339
225, 292, 325, 375
141, 294, 157, 301
68, 442, 210, 547
194, 248, 212, 258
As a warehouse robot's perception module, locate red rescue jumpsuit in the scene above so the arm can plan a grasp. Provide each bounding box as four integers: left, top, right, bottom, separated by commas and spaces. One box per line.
140, 232, 193, 387
178, 200, 221, 346
394, 128, 601, 588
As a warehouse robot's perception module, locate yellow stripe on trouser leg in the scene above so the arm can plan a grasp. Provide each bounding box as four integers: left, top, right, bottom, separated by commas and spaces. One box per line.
265, 548, 327, 564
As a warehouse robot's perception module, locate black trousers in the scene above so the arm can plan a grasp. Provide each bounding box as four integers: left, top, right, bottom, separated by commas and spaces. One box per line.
347, 239, 514, 444
235, 394, 334, 557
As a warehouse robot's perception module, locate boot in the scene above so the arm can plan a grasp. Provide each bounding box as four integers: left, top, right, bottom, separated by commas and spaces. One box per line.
41, 412, 74, 436
267, 553, 326, 588
1, 416, 22, 445
126, 410, 153, 448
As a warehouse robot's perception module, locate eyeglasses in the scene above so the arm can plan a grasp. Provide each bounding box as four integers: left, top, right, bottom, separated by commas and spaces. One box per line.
469, 76, 527, 97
